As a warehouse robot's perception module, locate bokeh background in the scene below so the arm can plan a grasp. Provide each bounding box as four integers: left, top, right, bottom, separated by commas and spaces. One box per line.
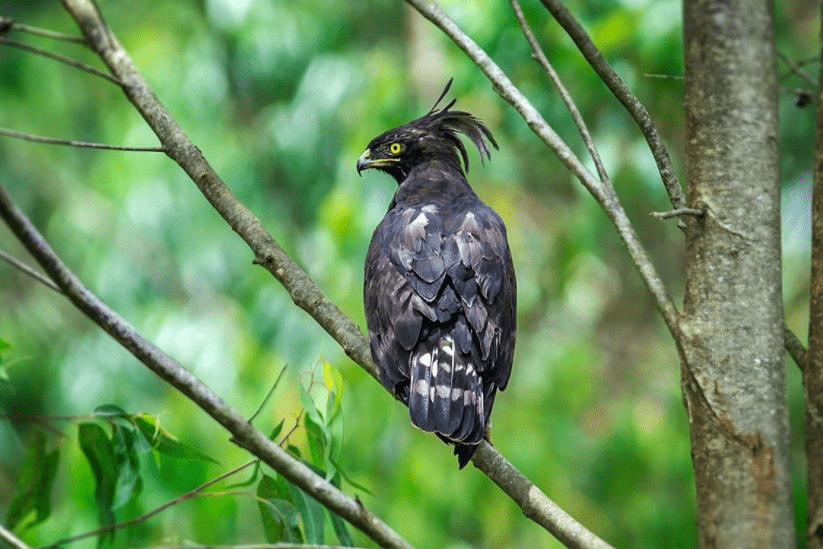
0, 0, 817, 547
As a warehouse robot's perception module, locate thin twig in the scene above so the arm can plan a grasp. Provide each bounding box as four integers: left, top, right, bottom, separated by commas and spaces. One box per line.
143, 545, 367, 549
41, 461, 256, 549
0, 128, 164, 152
0, 524, 30, 549
651, 207, 704, 220
0, 36, 120, 85
0, 248, 63, 292
642, 73, 684, 80
0, 18, 87, 44
537, 0, 687, 217
776, 50, 819, 88
785, 323, 807, 372
509, 0, 609, 183
0, 181, 411, 549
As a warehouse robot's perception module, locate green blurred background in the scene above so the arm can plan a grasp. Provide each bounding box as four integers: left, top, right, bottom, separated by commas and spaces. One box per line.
0, 0, 817, 547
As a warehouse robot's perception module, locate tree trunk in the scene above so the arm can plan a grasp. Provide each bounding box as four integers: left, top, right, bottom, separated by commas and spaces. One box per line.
806, 12, 823, 548
681, 0, 796, 547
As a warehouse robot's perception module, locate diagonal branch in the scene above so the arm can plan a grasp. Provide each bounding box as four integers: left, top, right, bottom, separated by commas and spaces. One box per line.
0, 16, 88, 44
0, 184, 413, 549
0, 248, 63, 292
56, 1, 610, 548
537, 0, 686, 215
509, 0, 608, 183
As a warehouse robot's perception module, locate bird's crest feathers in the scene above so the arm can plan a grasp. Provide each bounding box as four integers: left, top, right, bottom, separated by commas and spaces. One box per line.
413, 78, 498, 173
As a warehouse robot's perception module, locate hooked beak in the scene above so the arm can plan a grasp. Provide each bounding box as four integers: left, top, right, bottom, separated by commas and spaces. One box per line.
356, 149, 371, 176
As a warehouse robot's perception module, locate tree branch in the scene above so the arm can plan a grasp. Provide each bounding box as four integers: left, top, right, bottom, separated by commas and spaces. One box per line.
537, 0, 687, 215
0, 36, 120, 85
0, 524, 30, 549
0, 183, 413, 549
0, 17, 87, 45
0, 127, 164, 152
508, 0, 608, 183
42, 461, 256, 549
0, 248, 63, 293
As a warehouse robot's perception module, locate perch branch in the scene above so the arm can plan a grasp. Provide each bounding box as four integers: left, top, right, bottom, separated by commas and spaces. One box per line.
0, 183, 413, 549
777, 50, 819, 88
0, 524, 30, 549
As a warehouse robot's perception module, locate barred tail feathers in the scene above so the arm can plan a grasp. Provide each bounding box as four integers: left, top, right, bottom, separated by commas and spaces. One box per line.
408, 336, 485, 444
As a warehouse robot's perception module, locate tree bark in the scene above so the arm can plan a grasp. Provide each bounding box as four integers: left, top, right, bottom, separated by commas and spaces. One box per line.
806, 12, 823, 548
681, 0, 796, 547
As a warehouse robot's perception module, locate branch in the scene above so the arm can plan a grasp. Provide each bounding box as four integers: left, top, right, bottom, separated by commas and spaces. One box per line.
651, 207, 704, 220
0, 248, 63, 292
0, 524, 30, 549
508, 0, 608, 183
0, 36, 120, 85
0, 127, 164, 152
785, 322, 807, 372
0, 17, 87, 44
777, 50, 819, 88
537, 0, 687, 215
143, 545, 365, 549
0, 183, 413, 549
42, 461, 256, 549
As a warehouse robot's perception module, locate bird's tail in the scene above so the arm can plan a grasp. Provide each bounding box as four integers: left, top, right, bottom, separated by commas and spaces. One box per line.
408, 335, 485, 447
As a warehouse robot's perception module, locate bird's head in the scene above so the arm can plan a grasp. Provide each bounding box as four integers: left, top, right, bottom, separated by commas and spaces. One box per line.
356, 79, 498, 183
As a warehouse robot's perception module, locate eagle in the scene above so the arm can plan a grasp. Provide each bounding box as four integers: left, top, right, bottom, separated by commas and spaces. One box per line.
356, 80, 516, 468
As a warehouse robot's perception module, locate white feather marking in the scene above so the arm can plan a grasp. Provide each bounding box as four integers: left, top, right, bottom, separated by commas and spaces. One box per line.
413, 379, 429, 396
410, 212, 429, 230
451, 388, 462, 401
418, 353, 432, 367
421, 204, 439, 215
431, 357, 438, 378
436, 385, 451, 399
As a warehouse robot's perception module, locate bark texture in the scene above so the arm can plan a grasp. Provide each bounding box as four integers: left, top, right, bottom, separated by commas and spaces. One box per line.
681, 0, 795, 547
806, 22, 823, 549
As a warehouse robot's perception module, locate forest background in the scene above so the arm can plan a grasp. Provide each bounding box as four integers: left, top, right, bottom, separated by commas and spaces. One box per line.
0, 0, 818, 548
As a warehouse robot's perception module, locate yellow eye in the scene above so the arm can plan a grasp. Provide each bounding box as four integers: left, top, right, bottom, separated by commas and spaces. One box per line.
389, 143, 401, 154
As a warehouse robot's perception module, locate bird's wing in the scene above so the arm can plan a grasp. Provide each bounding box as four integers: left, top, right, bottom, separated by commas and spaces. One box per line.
442, 207, 516, 390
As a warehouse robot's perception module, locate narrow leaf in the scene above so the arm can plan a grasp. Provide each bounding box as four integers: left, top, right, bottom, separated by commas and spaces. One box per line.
269, 418, 285, 441
304, 414, 326, 469
256, 474, 302, 543
323, 361, 344, 420
7, 431, 59, 531
111, 425, 141, 510
285, 477, 325, 544
132, 414, 218, 464
92, 404, 127, 417
78, 423, 117, 547
328, 473, 354, 546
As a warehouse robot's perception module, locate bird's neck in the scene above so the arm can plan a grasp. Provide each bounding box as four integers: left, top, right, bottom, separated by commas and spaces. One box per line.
391, 160, 474, 209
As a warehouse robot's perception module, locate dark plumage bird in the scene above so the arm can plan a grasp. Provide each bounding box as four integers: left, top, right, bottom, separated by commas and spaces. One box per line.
357, 81, 516, 468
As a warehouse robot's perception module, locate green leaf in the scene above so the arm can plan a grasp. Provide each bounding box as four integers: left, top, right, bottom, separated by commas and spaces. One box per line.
269, 418, 285, 441
78, 423, 117, 547
285, 477, 325, 545
328, 473, 354, 546
322, 360, 343, 420
111, 425, 141, 510
303, 414, 326, 470
256, 474, 302, 543
0, 337, 11, 355
225, 461, 260, 489
6, 431, 59, 531
92, 404, 128, 417
132, 414, 218, 464
299, 383, 325, 428
324, 406, 344, 481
